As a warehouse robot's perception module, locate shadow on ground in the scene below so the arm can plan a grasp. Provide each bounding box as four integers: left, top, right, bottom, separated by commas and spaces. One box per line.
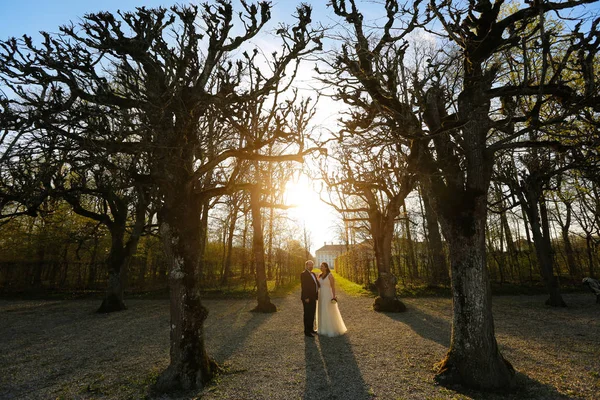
206, 300, 275, 364
441, 372, 577, 400
304, 334, 372, 400
384, 303, 451, 348
382, 301, 585, 400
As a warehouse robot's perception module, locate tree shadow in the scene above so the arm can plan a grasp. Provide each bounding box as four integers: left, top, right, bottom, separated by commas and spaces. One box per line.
443, 371, 577, 400
304, 335, 372, 400
384, 304, 451, 348
512, 371, 579, 400
385, 304, 579, 399
493, 293, 600, 345
206, 300, 275, 363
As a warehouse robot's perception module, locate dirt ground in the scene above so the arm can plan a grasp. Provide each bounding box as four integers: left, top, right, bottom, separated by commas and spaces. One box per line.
0, 289, 598, 399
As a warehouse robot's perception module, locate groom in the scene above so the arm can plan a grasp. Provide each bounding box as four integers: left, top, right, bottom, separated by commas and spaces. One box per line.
301, 260, 319, 337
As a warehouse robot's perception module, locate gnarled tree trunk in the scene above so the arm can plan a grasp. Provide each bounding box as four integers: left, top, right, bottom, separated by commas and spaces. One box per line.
154, 191, 218, 392
97, 232, 127, 313
420, 77, 516, 389
98, 190, 148, 314
435, 210, 515, 389
371, 210, 406, 312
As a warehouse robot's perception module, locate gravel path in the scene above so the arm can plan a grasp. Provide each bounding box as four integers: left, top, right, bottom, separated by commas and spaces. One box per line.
0, 286, 598, 399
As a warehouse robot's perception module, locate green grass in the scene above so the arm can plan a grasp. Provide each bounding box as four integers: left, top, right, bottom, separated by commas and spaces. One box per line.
269, 280, 301, 298
329, 272, 376, 297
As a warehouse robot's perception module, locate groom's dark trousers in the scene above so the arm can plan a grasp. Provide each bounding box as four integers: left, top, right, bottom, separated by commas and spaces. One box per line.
301, 269, 319, 334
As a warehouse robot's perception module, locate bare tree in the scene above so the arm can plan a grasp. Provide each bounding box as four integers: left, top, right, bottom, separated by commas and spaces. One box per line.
496, 148, 572, 306
0, 119, 152, 312
324, 0, 599, 390
0, 1, 321, 391
321, 131, 414, 312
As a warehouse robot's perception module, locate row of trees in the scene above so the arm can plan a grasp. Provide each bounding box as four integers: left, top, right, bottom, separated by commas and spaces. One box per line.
1, 0, 599, 394
333, 169, 600, 290
0, 195, 309, 293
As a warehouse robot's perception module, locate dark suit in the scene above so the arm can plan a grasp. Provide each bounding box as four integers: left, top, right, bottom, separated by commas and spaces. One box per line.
301, 269, 319, 334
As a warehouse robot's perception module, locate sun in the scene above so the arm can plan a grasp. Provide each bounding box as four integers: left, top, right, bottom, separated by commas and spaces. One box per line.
283, 176, 337, 249
284, 177, 320, 221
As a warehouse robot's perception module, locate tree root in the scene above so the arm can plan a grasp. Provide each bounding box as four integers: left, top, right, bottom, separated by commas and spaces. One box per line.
152, 358, 221, 395
251, 302, 277, 313
372, 296, 406, 312
96, 294, 127, 313
433, 351, 516, 391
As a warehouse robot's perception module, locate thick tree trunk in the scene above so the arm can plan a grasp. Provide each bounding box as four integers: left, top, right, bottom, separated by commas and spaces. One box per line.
434, 212, 515, 389
97, 229, 145, 313
371, 215, 406, 313
250, 187, 276, 313
97, 267, 127, 312
97, 232, 128, 313
154, 193, 218, 392
98, 192, 148, 313
420, 75, 515, 388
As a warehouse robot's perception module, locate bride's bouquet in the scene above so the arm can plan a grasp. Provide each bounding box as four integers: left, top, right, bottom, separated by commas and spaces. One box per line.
331, 297, 338, 304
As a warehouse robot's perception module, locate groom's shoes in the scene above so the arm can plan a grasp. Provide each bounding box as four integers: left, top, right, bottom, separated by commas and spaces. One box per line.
311, 330, 318, 334
304, 332, 314, 337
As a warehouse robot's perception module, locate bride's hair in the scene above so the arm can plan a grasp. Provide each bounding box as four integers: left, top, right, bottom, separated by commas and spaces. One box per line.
319, 262, 330, 279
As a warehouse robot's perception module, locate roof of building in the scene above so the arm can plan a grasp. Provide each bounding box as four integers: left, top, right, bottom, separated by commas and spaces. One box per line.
315, 244, 347, 253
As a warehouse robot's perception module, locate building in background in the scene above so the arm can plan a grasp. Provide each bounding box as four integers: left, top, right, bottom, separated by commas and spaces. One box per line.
314, 243, 346, 270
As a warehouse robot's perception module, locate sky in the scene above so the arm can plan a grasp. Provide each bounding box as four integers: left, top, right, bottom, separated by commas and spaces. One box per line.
0, 0, 336, 40
0, 0, 174, 39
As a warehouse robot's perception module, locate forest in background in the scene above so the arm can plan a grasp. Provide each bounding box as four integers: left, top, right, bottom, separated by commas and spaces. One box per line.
2, 163, 599, 296
0, 194, 310, 295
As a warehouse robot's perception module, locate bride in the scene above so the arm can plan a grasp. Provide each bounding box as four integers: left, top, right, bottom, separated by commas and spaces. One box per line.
316, 262, 347, 337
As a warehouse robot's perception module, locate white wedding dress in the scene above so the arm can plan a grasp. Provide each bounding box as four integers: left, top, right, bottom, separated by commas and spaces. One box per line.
316, 274, 347, 337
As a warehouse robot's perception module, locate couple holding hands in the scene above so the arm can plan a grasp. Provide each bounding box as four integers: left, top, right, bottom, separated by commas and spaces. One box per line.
301, 260, 347, 337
